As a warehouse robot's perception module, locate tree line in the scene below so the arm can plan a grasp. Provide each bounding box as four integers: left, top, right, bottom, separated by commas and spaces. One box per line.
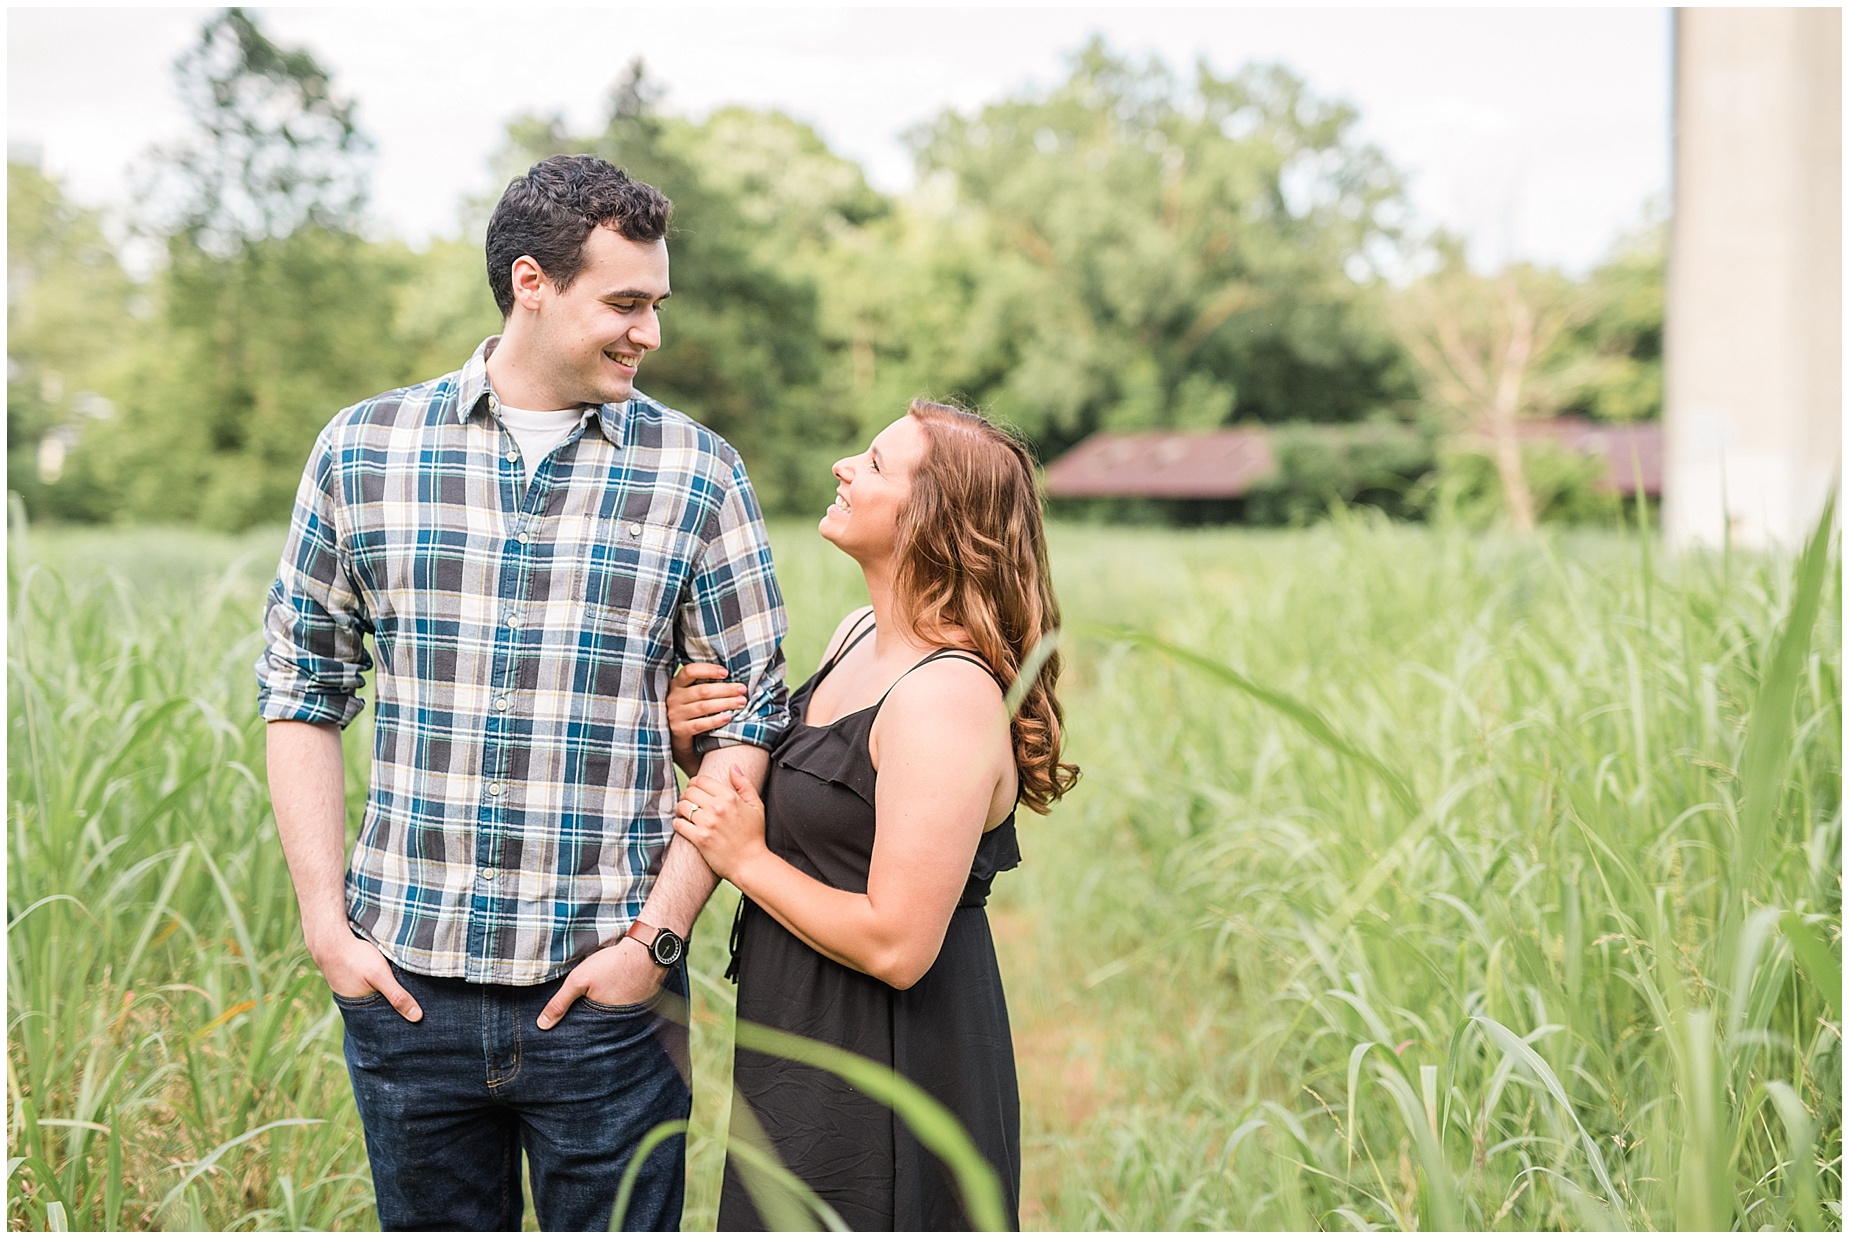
7, 9, 1663, 529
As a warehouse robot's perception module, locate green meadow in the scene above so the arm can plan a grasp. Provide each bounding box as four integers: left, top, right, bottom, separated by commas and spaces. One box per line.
8, 514, 1839, 1230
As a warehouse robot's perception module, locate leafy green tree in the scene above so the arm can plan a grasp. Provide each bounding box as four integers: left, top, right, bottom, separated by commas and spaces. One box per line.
875, 39, 1417, 458
1390, 241, 1577, 532
13, 26, 1664, 532
138, 6, 369, 254
391, 235, 505, 384
493, 62, 846, 512
110, 232, 412, 528
105, 8, 411, 529
668, 105, 902, 487
669, 106, 889, 274
1550, 221, 1664, 423
1391, 220, 1663, 533
5, 161, 139, 522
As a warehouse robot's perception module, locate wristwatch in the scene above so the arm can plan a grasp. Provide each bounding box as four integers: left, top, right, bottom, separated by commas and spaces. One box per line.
624, 919, 685, 968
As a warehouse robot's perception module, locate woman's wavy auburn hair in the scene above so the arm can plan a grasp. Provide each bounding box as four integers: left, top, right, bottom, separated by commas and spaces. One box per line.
893, 399, 1079, 813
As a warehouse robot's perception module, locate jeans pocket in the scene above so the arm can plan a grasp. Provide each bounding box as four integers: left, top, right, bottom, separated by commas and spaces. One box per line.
332, 988, 389, 1011
578, 991, 659, 1017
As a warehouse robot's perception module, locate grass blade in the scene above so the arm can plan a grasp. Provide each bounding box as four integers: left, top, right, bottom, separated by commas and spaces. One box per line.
1003, 628, 1062, 718
1734, 489, 1835, 884
1764, 1080, 1823, 1230
1780, 912, 1841, 1019
732, 1016, 1009, 1230
1094, 625, 1419, 815
610, 1120, 690, 1230
1470, 1016, 1622, 1211
723, 1102, 851, 1231
155, 1117, 325, 1219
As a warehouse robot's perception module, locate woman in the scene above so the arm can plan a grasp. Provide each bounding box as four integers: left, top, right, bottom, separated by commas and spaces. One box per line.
666, 398, 1078, 1230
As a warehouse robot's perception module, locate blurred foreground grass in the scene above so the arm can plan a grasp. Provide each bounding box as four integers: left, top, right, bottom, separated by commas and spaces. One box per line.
8, 515, 1840, 1229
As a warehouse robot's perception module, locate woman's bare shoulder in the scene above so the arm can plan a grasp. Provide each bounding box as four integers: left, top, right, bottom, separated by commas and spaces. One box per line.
882, 652, 1006, 732
870, 652, 1010, 777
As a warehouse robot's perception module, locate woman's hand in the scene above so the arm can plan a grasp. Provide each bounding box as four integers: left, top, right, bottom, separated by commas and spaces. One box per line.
672, 766, 767, 882
667, 663, 747, 776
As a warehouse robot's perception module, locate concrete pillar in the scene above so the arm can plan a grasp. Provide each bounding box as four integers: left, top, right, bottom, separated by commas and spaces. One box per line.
1664, 8, 1841, 550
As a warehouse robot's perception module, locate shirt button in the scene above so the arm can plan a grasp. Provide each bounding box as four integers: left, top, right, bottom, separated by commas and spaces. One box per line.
629, 522, 643, 537
487, 782, 503, 797
506, 612, 521, 627
494, 697, 509, 711
516, 530, 532, 544
506, 450, 518, 463
480, 867, 498, 881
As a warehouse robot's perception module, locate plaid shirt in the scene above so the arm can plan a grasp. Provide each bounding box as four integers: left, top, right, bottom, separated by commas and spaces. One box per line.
257, 338, 789, 984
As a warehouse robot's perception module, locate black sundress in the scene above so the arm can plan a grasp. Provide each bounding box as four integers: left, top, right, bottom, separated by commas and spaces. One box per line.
717, 617, 1023, 1231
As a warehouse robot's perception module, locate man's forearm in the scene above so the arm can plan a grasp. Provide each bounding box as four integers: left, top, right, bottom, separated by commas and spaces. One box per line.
267, 720, 352, 955
639, 742, 770, 936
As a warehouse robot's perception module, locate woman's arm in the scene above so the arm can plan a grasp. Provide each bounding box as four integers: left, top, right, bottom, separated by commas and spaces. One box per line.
674, 658, 1010, 989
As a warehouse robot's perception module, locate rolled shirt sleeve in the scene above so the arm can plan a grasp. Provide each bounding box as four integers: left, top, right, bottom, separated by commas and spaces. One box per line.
677, 455, 790, 753
255, 422, 374, 727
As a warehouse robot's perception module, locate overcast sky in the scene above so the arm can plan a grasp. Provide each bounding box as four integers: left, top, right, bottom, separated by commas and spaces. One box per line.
9, 6, 1671, 274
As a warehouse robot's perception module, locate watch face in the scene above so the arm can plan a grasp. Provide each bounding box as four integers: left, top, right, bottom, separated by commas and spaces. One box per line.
651, 929, 684, 967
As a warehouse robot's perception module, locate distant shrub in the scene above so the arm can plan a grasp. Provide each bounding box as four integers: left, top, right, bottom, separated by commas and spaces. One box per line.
1042, 495, 1247, 527
1415, 436, 1629, 529
1243, 423, 1437, 526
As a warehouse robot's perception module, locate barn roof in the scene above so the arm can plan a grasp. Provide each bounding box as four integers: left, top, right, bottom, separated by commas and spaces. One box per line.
1041, 420, 1663, 500
1519, 418, 1663, 497
1040, 428, 1276, 499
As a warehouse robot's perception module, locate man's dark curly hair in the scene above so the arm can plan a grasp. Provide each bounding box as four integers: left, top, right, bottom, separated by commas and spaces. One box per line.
485, 155, 672, 317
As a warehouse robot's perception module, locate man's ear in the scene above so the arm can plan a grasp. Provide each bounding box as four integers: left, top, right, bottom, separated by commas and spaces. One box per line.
509, 255, 546, 312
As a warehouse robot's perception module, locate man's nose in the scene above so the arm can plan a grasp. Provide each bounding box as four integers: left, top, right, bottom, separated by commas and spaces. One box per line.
630, 308, 662, 352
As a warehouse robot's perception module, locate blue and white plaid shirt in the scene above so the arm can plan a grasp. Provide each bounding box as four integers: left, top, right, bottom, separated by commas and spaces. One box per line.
257, 338, 790, 984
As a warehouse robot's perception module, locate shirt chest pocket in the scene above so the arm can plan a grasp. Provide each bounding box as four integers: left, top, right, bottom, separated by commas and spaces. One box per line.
571, 519, 696, 657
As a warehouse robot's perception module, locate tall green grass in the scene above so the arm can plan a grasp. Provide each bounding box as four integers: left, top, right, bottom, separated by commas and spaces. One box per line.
1014, 511, 1840, 1229
7, 513, 1839, 1230
7, 525, 384, 1230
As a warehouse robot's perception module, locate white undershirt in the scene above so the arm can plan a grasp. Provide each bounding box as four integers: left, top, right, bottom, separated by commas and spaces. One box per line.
496, 402, 589, 484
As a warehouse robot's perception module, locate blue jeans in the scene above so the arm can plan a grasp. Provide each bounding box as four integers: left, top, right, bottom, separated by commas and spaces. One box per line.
336, 959, 691, 1231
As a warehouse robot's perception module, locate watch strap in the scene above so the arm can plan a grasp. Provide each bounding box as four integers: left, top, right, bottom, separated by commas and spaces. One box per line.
624, 919, 662, 952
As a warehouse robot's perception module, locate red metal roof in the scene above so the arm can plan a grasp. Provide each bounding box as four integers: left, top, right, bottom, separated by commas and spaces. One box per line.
1041, 428, 1276, 499
1517, 418, 1663, 497
1042, 420, 1663, 500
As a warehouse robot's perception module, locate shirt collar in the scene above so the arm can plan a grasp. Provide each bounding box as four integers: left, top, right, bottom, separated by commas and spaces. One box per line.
455, 335, 630, 450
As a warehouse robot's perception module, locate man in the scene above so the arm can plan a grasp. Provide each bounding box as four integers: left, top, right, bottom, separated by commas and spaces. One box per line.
257, 154, 788, 1231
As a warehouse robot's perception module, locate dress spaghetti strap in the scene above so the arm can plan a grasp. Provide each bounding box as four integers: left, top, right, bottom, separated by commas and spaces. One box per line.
870, 646, 1006, 716
814, 613, 1006, 721
914, 648, 1008, 692
818, 610, 877, 679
